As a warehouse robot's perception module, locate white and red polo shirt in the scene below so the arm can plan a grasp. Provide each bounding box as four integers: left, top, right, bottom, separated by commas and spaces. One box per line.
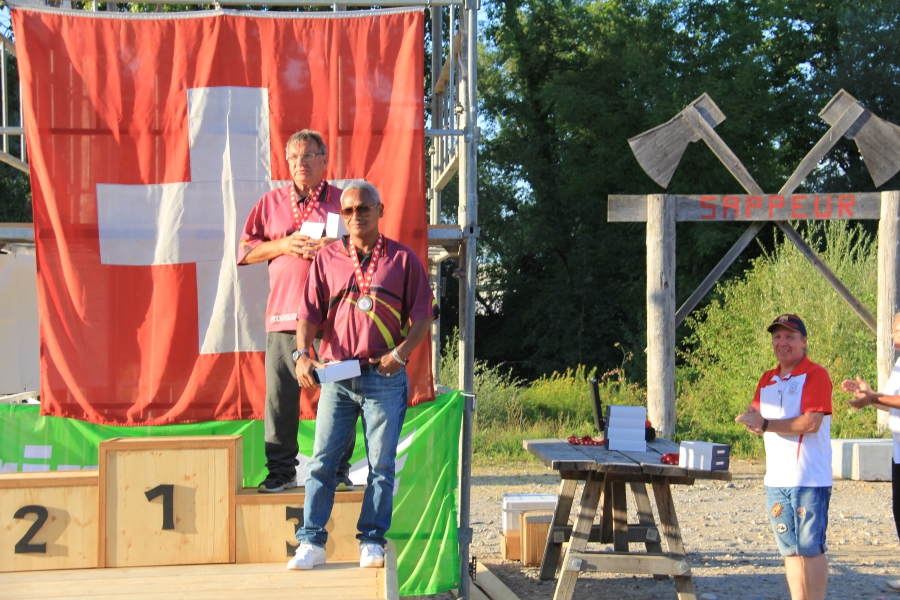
237, 183, 342, 333
752, 355, 833, 488
883, 357, 900, 462
298, 236, 438, 363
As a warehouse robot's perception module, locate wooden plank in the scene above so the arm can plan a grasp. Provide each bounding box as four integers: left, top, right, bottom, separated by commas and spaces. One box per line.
100, 436, 241, 451
554, 472, 603, 600
234, 487, 365, 505
652, 477, 696, 600
611, 481, 629, 552
522, 439, 597, 471
608, 192, 882, 222
776, 221, 877, 333
383, 540, 400, 600
434, 151, 459, 191
0, 471, 98, 489
599, 480, 613, 544
539, 478, 577, 580
549, 523, 657, 545
564, 551, 690, 577
779, 101, 865, 196
474, 562, 521, 600
683, 104, 764, 195
878, 190, 900, 432
630, 482, 663, 552
0, 561, 388, 599
647, 193, 676, 438
647, 438, 681, 454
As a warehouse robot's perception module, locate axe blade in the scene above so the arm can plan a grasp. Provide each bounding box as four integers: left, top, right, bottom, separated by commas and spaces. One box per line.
820, 89, 900, 187
628, 93, 726, 188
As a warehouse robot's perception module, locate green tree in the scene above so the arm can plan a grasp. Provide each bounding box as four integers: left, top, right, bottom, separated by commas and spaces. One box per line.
471, 0, 843, 381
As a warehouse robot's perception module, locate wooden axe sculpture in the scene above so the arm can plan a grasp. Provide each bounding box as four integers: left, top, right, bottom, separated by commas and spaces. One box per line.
819, 89, 900, 188
628, 91, 887, 333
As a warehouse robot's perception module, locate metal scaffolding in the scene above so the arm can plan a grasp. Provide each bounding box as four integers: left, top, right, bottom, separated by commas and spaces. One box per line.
0, 0, 478, 595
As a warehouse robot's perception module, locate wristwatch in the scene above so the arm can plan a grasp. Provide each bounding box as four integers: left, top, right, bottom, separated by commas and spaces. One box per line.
391, 348, 408, 365
761, 418, 769, 433
292, 349, 310, 362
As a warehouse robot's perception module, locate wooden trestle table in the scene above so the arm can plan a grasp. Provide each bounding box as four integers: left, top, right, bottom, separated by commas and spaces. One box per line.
523, 437, 732, 600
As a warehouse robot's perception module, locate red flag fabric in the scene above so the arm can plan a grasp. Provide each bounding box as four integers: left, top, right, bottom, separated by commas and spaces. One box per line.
11, 7, 431, 425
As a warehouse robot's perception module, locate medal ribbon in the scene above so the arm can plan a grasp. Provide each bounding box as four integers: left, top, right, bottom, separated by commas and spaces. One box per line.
290, 180, 326, 231
349, 234, 385, 298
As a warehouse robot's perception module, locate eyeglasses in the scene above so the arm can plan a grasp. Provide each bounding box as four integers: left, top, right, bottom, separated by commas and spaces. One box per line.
340, 205, 375, 218
286, 152, 325, 163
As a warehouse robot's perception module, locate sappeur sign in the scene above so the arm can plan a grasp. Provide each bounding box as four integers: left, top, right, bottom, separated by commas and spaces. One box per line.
609, 192, 879, 222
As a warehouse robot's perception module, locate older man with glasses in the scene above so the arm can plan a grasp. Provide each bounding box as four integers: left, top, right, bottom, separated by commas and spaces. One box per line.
288, 180, 438, 571
238, 129, 355, 494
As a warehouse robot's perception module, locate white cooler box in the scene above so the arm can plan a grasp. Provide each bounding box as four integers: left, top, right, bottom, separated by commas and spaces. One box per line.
679, 441, 730, 471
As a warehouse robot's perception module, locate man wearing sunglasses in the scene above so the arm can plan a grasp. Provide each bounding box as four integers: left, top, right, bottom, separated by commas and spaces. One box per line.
288, 181, 438, 571
238, 130, 354, 494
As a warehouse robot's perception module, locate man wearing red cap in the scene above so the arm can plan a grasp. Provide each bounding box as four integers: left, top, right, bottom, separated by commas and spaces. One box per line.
736, 314, 832, 600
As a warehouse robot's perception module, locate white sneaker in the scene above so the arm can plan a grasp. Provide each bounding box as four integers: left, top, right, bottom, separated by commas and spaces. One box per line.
359, 543, 385, 568
287, 543, 326, 570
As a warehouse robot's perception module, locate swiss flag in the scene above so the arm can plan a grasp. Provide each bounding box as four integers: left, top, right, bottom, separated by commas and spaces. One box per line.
11, 7, 430, 425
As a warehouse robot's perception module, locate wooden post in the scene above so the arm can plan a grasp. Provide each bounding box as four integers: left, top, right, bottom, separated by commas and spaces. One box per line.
878, 190, 900, 432
647, 194, 676, 438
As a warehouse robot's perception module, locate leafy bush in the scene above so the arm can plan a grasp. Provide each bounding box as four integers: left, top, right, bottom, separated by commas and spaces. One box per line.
677, 221, 884, 456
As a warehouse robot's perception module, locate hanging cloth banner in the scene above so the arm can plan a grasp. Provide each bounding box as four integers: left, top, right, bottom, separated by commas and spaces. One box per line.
10, 6, 431, 425
0, 391, 462, 595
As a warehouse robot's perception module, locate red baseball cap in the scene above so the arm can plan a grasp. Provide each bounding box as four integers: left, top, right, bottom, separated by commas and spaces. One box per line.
767, 314, 807, 337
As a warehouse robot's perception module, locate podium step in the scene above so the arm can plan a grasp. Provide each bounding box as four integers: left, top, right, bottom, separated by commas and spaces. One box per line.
0, 553, 399, 600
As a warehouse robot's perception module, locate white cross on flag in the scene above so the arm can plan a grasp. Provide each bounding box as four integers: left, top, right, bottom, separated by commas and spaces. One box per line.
12, 7, 431, 425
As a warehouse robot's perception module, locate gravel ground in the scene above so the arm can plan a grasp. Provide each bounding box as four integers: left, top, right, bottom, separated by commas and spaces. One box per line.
413, 460, 900, 600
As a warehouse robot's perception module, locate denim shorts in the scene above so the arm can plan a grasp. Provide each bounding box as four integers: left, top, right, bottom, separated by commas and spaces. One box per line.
765, 486, 831, 557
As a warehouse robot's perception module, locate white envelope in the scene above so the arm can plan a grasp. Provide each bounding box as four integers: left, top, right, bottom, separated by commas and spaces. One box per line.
298, 221, 326, 239
314, 360, 362, 384
326, 212, 349, 239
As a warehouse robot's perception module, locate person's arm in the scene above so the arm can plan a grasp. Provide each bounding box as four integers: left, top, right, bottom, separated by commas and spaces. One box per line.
295, 319, 325, 388
369, 317, 434, 375
240, 235, 317, 265
842, 376, 900, 411
735, 406, 825, 435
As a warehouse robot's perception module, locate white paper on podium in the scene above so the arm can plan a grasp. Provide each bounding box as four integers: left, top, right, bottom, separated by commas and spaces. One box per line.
326, 212, 349, 239
298, 221, 326, 239
315, 360, 362, 384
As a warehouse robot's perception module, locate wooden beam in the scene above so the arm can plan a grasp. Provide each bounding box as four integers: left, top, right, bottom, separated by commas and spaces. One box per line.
878, 190, 900, 431
608, 192, 881, 222
646, 194, 676, 438
563, 551, 690, 577
0, 150, 28, 174
683, 105, 764, 195
434, 151, 459, 191
675, 221, 764, 328
776, 221, 876, 333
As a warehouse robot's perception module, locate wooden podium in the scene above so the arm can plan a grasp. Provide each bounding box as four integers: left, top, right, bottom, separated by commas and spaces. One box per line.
0, 435, 398, 599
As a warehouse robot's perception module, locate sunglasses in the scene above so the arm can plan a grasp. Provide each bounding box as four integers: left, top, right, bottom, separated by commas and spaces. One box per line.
340, 204, 377, 218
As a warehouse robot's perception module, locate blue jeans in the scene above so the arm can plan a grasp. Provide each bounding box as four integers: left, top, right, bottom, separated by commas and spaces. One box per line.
766, 486, 831, 557
296, 368, 409, 548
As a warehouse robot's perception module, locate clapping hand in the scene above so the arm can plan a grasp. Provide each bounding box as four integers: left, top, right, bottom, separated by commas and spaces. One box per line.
841, 376, 876, 409
735, 404, 764, 435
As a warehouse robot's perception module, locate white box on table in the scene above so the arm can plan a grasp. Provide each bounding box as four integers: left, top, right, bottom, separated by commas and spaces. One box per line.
606, 438, 647, 452
501, 494, 556, 532
678, 441, 730, 470
606, 405, 647, 421
606, 427, 646, 442
314, 360, 362, 384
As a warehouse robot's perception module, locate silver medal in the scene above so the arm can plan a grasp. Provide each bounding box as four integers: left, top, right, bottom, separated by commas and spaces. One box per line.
357, 295, 374, 312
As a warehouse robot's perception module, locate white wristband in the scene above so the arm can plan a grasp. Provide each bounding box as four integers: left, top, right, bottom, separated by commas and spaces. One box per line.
391, 348, 407, 365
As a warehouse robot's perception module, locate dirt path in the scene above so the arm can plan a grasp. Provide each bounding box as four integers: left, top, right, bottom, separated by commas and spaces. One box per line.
415, 460, 900, 600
